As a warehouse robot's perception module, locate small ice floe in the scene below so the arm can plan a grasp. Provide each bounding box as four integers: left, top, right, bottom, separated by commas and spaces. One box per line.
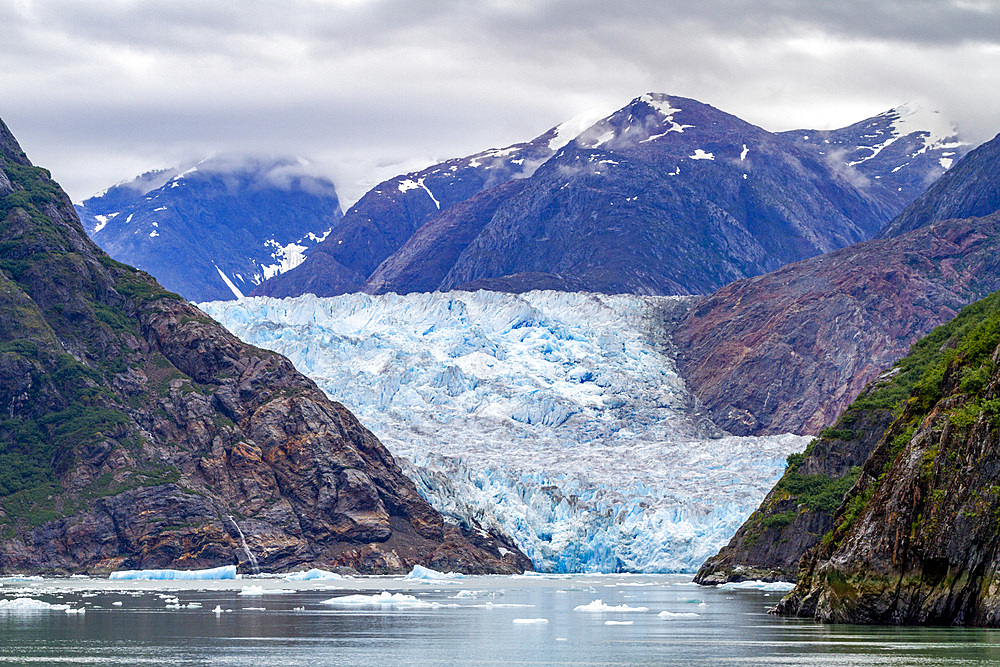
658, 611, 700, 619
402, 565, 464, 581
469, 602, 535, 609
110, 566, 237, 581
717, 580, 795, 592
320, 592, 456, 609
243, 607, 266, 611
451, 590, 480, 598
238, 585, 294, 596
283, 569, 344, 581
0, 598, 71, 612
293, 606, 305, 611
211, 605, 232, 614
573, 600, 649, 613
604, 620, 633, 625
512, 618, 548, 624
111, 601, 123, 607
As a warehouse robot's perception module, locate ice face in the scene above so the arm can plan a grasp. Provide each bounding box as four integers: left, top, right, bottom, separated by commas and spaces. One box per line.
201, 291, 809, 573
109, 566, 238, 581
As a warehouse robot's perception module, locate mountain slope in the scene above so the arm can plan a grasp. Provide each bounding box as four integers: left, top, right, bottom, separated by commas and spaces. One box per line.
775, 290, 1000, 625
78, 156, 343, 302
0, 117, 526, 575
877, 132, 1000, 238
253, 130, 561, 298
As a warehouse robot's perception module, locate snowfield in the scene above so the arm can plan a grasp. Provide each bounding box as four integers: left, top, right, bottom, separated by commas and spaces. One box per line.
201, 291, 809, 573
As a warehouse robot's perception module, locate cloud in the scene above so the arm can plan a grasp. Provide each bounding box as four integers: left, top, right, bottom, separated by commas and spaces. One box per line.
1, 0, 998, 204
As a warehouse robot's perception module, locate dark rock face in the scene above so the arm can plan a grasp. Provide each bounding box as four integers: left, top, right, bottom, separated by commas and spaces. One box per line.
253, 131, 559, 298
362, 180, 527, 294
877, 133, 1000, 239
675, 215, 1000, 437
781, 103, 971, 210
78, 156, 343, 302
0, 118, 529, 575
776, 291, 1000, 625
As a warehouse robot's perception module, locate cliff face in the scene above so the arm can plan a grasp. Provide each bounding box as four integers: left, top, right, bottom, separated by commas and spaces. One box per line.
675, 214, 1000, 437
776, 290, 1000, 625
0, 118, 529, 575
695, 406, 891, 584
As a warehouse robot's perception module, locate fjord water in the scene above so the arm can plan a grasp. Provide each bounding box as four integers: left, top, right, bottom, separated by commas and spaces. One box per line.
2, 575, 999, 665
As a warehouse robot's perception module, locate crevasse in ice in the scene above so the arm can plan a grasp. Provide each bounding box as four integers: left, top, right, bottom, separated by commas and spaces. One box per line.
201, 290, 809, 573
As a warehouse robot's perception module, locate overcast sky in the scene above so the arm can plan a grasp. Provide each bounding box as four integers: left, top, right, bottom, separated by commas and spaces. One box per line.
2, 0, 999, 205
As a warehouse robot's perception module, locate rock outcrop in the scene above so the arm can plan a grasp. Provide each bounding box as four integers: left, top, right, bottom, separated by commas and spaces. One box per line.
775, 290, 1000, 625
675, 213, 1000, 437
0, 117, 529, 575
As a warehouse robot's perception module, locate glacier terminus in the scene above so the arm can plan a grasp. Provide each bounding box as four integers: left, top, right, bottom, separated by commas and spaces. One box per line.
202, 290, 810, 573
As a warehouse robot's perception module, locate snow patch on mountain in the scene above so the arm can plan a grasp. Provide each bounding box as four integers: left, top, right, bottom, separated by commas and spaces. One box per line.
849, 101, 967, 167
201, 291, 810, 573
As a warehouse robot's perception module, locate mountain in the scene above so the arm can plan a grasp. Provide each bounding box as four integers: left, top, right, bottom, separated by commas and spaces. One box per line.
0, 117, 526, 575
77, 156, 343, 302
257, 94, 967, 300
781, 102, 970, 209
428, 94, 897, 295
689, 133, 1000, 586
252, 128, 563, 298
774, 290, 1000, 625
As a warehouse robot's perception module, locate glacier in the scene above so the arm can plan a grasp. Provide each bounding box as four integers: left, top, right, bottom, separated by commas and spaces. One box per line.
201, 290, 809, 573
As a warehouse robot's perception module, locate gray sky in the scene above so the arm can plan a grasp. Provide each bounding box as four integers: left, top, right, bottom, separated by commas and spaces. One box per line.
2, 0, 999, 206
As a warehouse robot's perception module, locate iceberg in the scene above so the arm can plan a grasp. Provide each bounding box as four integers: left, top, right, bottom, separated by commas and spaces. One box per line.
109, 565, 237, 581
658, 610, 700, 619
283, 568, 344, 581
573, 599, 649, 612
0, 598, 71, 612
717, 580, 795, 592
202, 291, 810, 574
320, 592, 455, 609
402, 564, 464, 581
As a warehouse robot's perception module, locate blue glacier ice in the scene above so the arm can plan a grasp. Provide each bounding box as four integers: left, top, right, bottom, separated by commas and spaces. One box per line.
201, 291, 810, 573
109, 566, 238, 580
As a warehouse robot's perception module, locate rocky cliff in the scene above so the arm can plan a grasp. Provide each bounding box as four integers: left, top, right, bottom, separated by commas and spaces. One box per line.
0, 117, 528, 575
775, 289, 1000, 625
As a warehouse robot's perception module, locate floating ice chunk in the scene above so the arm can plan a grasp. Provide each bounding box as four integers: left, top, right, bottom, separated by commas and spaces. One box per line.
604, 620, 633, 625
110, 565, 237, 581
689, 149, 714, 160
717, 580, 795, 592
452, 590, 480, 598
283, 568, 344, 581
512, 618, 548, 624
111, 601, 123, 607
243, 606, 266, 611
238, 586, 294, 596
403, 564, 464, 581
64, 607, 85, 615
0, 575, 43, 581
573, 599, 649, 613
321, 591, 454, 609
658, 611, 700, 619
0, 598, 71, 612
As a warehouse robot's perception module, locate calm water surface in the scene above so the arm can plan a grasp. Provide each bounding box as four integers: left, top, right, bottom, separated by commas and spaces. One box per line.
1, 574, 999, 666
